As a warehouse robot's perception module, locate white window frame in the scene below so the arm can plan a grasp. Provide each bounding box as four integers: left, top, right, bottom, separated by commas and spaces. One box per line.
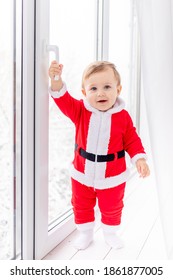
95, 0, 110, 60
21, 0, 35, 260
128, 0, 141, 131
14, 0, 22, 259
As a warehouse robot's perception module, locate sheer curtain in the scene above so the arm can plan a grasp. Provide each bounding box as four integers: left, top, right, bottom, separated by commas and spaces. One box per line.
136, 0, 173, 258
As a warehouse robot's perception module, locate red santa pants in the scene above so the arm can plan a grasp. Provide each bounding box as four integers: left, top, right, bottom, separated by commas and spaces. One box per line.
71, 178, 126, 226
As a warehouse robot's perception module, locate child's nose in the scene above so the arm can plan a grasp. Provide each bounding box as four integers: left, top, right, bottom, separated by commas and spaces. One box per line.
97, 90, 105, 96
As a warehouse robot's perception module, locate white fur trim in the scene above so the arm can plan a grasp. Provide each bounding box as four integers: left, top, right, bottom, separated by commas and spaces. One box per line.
131, 153, 147, 165
95, 113, 112, 180
70, 164, 130, 189
108, 97, 125, 114
84, 112, 112, 182
48, 82, 67, 98
84, 113, 100, 181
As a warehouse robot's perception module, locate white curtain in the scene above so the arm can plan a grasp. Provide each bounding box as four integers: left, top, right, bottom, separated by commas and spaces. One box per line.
136, 0, 173, 258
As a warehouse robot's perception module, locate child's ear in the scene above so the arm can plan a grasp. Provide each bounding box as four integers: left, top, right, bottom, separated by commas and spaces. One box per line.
81, 88, 86, 96
117, 85, 122, 95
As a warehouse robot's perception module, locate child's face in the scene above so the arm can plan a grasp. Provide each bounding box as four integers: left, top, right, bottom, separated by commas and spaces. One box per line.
82, 68, 122, 112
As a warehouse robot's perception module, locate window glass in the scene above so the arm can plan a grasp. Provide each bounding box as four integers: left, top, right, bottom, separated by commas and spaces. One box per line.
0, 0, 14, 259
48, 0, 96, 225
0, 0, 21, 260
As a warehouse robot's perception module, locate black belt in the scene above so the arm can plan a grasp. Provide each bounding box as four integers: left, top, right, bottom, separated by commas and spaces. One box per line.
75, 144, 125, 162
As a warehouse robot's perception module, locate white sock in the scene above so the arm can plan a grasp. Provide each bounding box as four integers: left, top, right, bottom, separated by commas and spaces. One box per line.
73, 222, 94, 250
74, 229, 93, 250
102, 223, 124, 249
104, 232, 123, 249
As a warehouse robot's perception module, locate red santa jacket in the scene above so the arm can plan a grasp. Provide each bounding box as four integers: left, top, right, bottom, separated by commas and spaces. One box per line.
50, 84, 146, 189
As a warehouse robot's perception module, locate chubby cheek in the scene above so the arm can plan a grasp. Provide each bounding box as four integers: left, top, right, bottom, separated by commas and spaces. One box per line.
111, 95, 118, 104
87, 95, 95, 104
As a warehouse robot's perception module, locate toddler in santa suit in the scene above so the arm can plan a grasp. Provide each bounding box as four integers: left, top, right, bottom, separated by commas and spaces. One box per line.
48, 60, 150, 250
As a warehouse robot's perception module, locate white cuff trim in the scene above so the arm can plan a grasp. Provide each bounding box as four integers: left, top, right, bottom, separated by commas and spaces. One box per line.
131, 153, 147, 165
49, 82, 67, 98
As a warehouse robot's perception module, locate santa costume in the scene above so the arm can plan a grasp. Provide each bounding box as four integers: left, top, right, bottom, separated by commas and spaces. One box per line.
50, 83, 147, 249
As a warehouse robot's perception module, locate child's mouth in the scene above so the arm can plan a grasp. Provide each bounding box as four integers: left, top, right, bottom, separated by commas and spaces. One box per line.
98, 100, 107, 103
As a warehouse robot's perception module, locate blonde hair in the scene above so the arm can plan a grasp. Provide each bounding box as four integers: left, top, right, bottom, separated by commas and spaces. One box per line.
82, 61, 121, 88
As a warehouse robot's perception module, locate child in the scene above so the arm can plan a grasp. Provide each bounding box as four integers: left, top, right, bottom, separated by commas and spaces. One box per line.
48, 60, 150, 250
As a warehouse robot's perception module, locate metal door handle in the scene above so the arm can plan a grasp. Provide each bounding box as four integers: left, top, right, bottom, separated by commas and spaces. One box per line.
47, 45, 59, 80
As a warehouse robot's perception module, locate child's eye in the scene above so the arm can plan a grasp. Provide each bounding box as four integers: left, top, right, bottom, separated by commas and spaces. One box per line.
104, 85, 111, 89
90, 87, 97, 91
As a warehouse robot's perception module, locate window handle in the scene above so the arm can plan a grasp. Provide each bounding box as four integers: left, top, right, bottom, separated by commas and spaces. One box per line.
47, 44, 59, 80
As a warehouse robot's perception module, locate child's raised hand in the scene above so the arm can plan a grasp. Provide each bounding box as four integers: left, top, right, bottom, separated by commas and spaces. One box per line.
136, 158, 150, 178
49, 60, 63, 80
49, 61, 63, 91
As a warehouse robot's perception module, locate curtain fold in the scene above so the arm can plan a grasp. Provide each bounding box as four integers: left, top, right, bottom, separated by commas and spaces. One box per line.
136, 0, 173, 258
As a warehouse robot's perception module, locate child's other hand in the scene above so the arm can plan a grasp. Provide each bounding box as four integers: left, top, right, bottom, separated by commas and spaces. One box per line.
49, 60, 63, 80
136, 158, 150, 178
